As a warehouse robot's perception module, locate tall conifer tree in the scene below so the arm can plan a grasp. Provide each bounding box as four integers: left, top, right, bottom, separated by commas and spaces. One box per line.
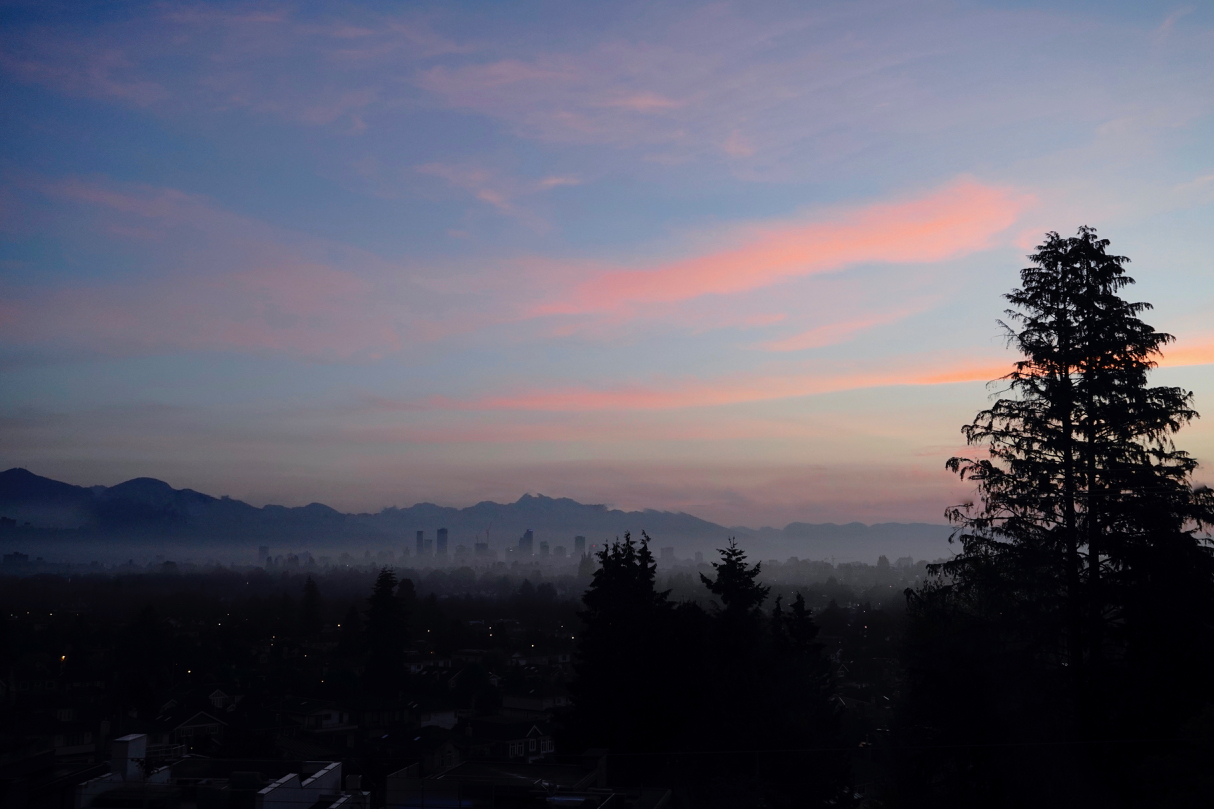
364, 567, 408, 693
942, 227, 1213, 711
907, 227, 1214, 802
568, 532, 673, 753
300, 576, 322, 637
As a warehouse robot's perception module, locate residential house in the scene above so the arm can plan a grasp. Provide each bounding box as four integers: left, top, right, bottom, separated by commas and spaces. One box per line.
464, 717, 554, 760
144, 706, 226, 751
278, 699, 353, 733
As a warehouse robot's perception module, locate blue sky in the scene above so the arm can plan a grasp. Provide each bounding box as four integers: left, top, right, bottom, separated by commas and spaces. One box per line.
2, 0, 1212, 526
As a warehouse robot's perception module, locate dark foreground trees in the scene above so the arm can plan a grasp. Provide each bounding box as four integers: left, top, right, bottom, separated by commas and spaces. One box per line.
364, 566, 410, 694
567, 533, 847, 808
899, 227, 1214, 807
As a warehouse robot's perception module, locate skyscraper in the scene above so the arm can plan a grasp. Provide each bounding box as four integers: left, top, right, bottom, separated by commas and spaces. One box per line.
519, 529, 534, 556
416, 530, 425, 558
436, 528, 449, 559
539, 541, 550, 557
574, 536, 586, 555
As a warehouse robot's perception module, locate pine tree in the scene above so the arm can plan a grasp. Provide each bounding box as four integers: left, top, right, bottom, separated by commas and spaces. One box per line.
396, 576, 416, 633
691, 546, 846, 806
766, 593, 847, 805
700, 538, 770, 669
364, 567, 408, 693
699, 540, 770, 747
700, 538, 770, 616
337, 604, 362, 659
567, 532, 674, 753
300, 576, 322, 637
910, 226, 1214, 800
577, 551, 597, 579
943, 228, 1213, 707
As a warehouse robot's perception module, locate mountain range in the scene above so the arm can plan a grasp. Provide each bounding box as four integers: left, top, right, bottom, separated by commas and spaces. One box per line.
0, 467, 955, 563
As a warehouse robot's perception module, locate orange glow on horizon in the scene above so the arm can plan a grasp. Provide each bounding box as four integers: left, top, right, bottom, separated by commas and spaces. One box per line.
416, 340, 1214, 415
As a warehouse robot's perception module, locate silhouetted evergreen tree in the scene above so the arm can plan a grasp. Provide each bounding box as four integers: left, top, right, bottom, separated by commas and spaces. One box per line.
766, 593, 847, 806
337, 603, 362, 659
700, 538, 770, 746
567, 535, 845, 804
363, 568, 408, 693
690, 542, 845, 807
567, 532, 674, 753
577, 552, 597, 579
700, 538, 770, 616
901, 227, 1214, 805
300, 575, 322, 636
396, 575, 416, 611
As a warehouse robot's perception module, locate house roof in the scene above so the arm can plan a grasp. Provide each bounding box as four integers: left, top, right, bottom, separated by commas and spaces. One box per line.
152, 708, 226, 732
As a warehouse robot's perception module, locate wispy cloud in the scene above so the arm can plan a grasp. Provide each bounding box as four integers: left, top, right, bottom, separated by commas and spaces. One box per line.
0, 178, 440, 360
759, 304, 931, 352
595, 92, 684, 112
1153, 6, 1195, 43
0, 41, 168, 106
0, 6, 466, 130
536, 175, 582, 190
416, 162, 582, 231
535, 179, 1030, 315
386, 356, 1006, 414
360, 335, 1214, 415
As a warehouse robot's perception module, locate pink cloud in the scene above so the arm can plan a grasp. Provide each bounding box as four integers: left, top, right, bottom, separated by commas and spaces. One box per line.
760, 303, 933, 352
1160, 340, 1214, 368
341, 415, 836, 447
391, 355, 1005, 414
415, 50, 696, 146
596, 92, 683, 112
410, 332, 1214, 416
536, 175, 582, 190
537, 179, 1030, 315
722, 131, 755, 158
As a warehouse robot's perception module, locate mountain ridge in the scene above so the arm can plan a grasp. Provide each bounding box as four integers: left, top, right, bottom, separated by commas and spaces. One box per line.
0, 467, 953, 562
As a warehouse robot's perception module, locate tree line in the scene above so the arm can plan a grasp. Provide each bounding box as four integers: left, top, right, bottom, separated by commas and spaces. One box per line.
565, 533, 848, 807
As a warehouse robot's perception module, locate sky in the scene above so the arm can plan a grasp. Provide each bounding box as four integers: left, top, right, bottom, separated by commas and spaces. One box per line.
1, 0, 1213, 528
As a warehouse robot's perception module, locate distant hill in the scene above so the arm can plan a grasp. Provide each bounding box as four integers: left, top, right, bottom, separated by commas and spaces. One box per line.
0, 467, 954, 563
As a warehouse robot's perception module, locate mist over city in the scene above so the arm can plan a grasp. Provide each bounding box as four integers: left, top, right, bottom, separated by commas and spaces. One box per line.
2, 2, 1213, 807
